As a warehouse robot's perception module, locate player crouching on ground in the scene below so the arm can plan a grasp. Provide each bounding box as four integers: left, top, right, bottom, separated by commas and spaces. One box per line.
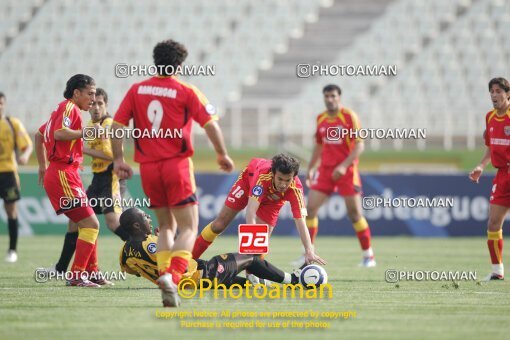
119, 207, 303, 306
192, 153, 326, 267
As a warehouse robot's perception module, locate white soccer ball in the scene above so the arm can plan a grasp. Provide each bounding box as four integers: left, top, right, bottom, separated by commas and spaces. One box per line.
299, 264, 328, 287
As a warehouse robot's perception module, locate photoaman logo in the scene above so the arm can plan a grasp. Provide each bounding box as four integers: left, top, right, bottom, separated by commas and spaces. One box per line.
178, 278, 332, 300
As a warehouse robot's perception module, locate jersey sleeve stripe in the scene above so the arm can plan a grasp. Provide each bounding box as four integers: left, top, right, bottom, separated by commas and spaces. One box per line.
202, 116, 219, 127
317, 112, 328, 125
290, 185, 305, 209
173, 77, 209, 105
487, 110, 497, 124
64, 102, 74, 117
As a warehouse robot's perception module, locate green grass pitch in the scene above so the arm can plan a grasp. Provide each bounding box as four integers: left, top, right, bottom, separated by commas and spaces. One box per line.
1, 235, 509, 339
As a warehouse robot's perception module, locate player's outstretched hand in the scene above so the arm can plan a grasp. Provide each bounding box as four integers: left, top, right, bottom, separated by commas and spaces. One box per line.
217, 154, 234, 172
469, 166, 483, 183
114, 160, 133, 180
304, 251, 327, 266
38, 167, 46, 186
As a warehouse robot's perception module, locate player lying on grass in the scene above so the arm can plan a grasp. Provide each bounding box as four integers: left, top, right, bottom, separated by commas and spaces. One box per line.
119, 207, 302, 292
192, 153, 325, 266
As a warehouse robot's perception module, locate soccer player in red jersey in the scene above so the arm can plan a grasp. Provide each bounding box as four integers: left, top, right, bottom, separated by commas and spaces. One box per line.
111, 39, 234, 307
293, 84, 376, 268
35, 74, 103, 287
192, 154, 326, 266
469, 77, 510, 281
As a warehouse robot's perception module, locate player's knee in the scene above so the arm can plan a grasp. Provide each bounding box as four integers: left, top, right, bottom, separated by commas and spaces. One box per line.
211, 218, 228, 233
308, 210, 319, 219
347, 211, 362, 223
4, 203, 17, 218
487, 218, 503, 232
81, 216, 100, 229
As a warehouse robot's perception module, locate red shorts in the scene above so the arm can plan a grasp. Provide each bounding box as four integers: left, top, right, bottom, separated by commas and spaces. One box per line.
140, 157, 197, 208
310, 165, 362, 196
44, 163, 94, 223
490, 168, 510, 207
224, 167, 280, 226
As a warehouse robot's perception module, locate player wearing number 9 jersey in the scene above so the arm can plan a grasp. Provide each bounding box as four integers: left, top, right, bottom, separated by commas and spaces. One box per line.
192, 154, 326, 267
111, 39, 234, 307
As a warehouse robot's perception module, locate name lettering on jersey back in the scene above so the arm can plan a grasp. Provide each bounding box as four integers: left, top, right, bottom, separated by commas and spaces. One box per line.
138, 86, 177, 99
490, 138, 510, 146
124, 246, 142, 258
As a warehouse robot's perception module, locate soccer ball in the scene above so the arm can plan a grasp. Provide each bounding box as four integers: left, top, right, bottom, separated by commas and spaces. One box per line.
299, 264, 328, 287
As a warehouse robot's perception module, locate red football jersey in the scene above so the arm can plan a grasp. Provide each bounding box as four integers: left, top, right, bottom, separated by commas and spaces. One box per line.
247, 158, 307, 219
484, 108, 510, 168
315, 108, 361, 168
114, 76, 218, 163
38, 100, 83, 166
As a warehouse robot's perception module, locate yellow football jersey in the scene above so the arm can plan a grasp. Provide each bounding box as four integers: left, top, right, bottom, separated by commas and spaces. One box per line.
86, 116, 113, 173
119, 234, 202, 285
0, 117, 32, 172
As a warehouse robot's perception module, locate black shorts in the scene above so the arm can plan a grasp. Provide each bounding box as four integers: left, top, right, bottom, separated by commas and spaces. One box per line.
204, 254, 239, 286
86, 164, 122, 215
0, 171, 20, 203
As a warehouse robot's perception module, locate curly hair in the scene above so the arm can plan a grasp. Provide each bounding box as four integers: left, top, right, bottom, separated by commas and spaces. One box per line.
153, 39, 188, 76
63, 74, 95, 99
271, 153, 300, 176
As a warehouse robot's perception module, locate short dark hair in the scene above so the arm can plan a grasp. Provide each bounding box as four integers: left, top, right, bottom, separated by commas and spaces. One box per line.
271, 153, 300, 176
63, 74, 95, 99
153, 39, 188, 76
0, 92, 5, 100
95, 88, 108, 104
323, 84, 342, 95
489, 77, 510, 93
119, 208, 145, 237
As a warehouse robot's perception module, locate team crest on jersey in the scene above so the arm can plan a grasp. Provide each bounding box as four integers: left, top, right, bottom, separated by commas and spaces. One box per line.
252, 185, 263, 197
504, 126, 510, 136
217, 264, 224, 273
147, 242, 157, 254
205, 104, 216, 115
63, 116, 72, 127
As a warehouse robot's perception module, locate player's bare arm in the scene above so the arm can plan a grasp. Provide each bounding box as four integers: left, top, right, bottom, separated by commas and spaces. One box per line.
83, 147, 112, 161
16, 143, 32, 165
110, 121, 133, 179
469, 146, 491, 183
54, 128, 83, 141
204, 121, 234, 172
34, 132, 47, 186
245, 196, 261, 224
306, 143, 323, 187
332, 141, 365, 181
294, 217, 326, 265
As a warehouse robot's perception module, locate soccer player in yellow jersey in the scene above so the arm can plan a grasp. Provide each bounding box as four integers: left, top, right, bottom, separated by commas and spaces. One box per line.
83, 88, 127, 239
120, 207, 302, 288
0, 92, 33, 263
